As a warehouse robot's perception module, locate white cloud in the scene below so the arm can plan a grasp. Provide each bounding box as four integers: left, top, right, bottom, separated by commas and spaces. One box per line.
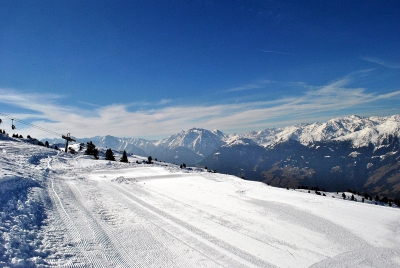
362, 57, 400, 69
225, 80, 273, 92
158, 99, 172, 105
77, 101, 102, 107
1, 73, 399, 140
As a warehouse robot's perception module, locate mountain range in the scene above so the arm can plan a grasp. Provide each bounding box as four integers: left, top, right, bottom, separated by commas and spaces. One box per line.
46, 114, 400, 199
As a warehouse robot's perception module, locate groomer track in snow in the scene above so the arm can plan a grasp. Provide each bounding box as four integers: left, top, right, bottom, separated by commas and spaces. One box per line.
1, 138, 400, 267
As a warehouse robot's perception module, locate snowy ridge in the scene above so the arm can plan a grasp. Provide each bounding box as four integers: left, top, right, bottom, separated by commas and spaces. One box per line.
155, 128, 227, 157
224, 137, 259, 147
43, 114, 400, 158
334, 116, 400, 148
228, 114, 400, 148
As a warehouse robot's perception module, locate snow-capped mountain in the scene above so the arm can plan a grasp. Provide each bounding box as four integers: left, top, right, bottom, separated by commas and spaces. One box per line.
155, 128, 227, 155
334, 115, 400, 148
46, 114, 400, 159
233, 114, 400, 148
43, 114, 400, 198
45, 128, 227, 164
201, 115, 400, 199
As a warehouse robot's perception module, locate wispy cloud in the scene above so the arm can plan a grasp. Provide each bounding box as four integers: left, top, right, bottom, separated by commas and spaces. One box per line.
77, 101, 102, 107
158, 99, 172, 105
225, 80, 273, 92
1, 72, 399, 139
362, 57, 400, 69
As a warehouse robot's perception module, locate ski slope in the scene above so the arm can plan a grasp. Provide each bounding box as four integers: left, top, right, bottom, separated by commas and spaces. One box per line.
1, 138, 400, 267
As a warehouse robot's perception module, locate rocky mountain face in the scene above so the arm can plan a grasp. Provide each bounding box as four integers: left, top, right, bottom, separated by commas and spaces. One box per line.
46, 114, 400, 198
200, 115, 400, 199
201, 136, 400, 199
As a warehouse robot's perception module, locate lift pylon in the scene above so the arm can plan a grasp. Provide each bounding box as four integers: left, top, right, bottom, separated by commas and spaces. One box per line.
62, 133, 76, 152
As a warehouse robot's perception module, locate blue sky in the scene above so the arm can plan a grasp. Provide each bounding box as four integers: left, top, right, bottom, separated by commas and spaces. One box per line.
1, 0, 400, 140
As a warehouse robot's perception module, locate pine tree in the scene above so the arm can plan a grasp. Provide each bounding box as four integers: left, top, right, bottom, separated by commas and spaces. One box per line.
105, 148, 115, 161
85, 141, 99, 159
120, 150, 128, 163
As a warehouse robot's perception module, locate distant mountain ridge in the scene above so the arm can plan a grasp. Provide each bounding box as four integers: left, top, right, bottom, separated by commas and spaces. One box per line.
234, 114, 400, 148
46, 114, 400, 156
201, 114, 400, 199
45, 114, 400, 198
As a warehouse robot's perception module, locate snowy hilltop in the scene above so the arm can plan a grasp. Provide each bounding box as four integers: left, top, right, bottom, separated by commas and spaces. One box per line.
1, 136, 400, 267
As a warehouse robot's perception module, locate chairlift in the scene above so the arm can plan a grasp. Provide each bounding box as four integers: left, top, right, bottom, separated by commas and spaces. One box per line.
11, 119, 16, 130
62, 133, 76, 152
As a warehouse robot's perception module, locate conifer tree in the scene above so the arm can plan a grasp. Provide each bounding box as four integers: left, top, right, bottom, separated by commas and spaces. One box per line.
120, 150, 128, 163
85, 141, 99, 159
105, 148, 115, 161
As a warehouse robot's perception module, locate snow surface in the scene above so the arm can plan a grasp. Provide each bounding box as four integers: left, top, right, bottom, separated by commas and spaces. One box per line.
1, 138, 400, 267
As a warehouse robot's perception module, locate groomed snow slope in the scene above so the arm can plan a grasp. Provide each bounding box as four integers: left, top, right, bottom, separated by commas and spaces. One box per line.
1, 139, 400, 267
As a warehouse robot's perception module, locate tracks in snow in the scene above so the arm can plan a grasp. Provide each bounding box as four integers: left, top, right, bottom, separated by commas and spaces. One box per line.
102, 180, 275, 268
44, 163, 275, 267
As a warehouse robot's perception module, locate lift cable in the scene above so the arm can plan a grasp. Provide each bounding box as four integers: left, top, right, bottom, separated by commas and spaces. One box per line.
0, 112, 78, 141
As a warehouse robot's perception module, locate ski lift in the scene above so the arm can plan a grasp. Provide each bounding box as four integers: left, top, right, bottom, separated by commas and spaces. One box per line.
62, 133, 76, 152
11, 119, 16, 130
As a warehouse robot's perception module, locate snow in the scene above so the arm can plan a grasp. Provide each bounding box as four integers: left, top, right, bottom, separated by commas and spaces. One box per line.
225, 138, 258, 147
234, 114, 400, 148
155, 128, 227, 158
1, 138, 400, 267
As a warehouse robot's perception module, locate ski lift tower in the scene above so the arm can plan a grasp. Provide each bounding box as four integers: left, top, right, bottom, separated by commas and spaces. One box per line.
62, 133, 76, 152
